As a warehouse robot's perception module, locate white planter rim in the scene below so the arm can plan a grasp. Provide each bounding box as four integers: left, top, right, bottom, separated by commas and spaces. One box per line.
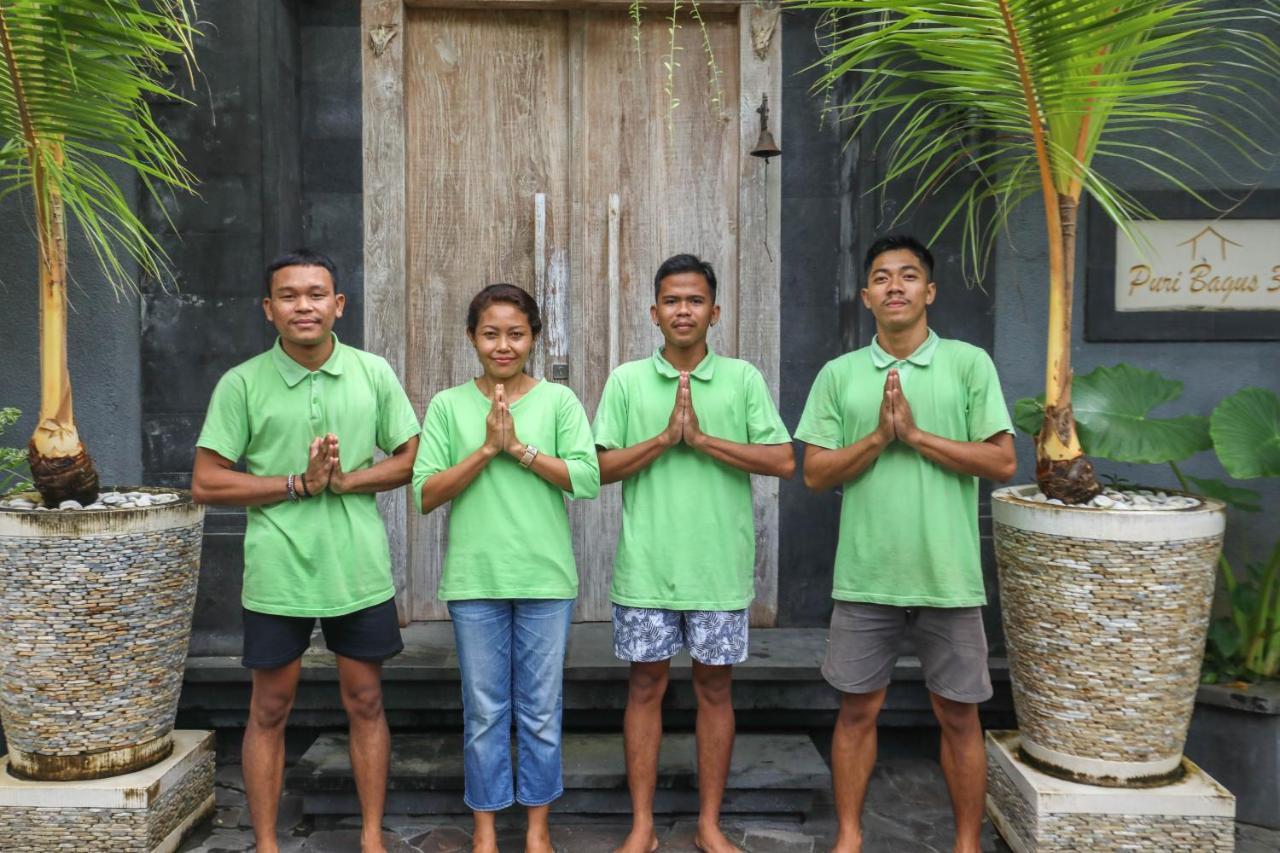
993, 484, 1225, 542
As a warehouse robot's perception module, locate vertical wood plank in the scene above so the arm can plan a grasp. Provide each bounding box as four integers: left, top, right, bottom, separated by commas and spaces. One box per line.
362, 0, 412, 625
534, 192, 548, 379
607, 192, 621, 371
738, 1, 783, 627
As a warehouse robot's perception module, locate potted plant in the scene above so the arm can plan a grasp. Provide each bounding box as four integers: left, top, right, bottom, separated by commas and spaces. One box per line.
0, 0, 203, 781
796, 0, 1279, 785
1185, 387, 1280, 828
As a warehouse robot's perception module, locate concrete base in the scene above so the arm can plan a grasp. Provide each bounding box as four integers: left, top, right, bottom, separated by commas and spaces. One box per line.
0, 730, 215, 852
985, 730, 1235, 852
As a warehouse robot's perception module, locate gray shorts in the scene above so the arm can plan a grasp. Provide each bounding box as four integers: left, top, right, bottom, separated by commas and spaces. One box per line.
823, 602, 992, 704
612, 605, 749, 666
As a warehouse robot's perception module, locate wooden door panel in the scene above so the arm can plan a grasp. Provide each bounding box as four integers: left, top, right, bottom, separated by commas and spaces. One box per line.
405, 8, 572, 619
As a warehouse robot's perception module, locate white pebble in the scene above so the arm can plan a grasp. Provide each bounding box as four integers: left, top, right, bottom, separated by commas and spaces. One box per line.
85, 503, 107, 510
1047, 498, 1065, 506
135, 495, 153, 507
152, 493, 178, 504
58, 500, 83, 511
6, 498, 35, 509
1091, 495, 1116, 508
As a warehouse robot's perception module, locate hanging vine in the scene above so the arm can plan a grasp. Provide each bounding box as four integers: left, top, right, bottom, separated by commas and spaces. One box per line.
627, 1, 727, 130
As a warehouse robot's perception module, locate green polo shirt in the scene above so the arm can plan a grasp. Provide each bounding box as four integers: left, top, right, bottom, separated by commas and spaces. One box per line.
795, 330, 1012, 607
412, 379, 599, 601
593, 348, 791, 611
196, 335, 421, 617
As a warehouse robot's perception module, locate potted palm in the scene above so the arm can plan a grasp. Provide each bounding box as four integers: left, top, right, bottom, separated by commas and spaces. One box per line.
0, 0, 202, 781
797, 0, 1279, 786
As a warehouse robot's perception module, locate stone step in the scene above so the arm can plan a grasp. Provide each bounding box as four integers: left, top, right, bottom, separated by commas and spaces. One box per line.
288, 732, 829, 816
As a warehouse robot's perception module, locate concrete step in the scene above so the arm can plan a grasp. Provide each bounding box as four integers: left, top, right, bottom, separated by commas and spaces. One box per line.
288, 732, 829, 816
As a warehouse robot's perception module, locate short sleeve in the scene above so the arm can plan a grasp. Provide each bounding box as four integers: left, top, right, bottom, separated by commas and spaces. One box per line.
196, 371, 250, 463
794, 362, 844, 449
557, 387, 601, 501
591, 371, 628, 450
743, 365, 791, 445
374, 359, 421, 454
966, 349, 1014, 441
411, 394, 453, 513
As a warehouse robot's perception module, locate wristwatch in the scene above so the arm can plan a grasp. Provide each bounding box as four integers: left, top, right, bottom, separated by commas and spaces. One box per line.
519, 444, 540, 469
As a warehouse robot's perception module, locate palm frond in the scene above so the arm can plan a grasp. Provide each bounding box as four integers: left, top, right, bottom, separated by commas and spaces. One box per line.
793, 0, 1280, 284
0, 0, 199, 297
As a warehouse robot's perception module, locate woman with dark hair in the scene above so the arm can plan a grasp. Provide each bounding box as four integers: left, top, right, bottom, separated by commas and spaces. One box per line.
411, 283, 599, 853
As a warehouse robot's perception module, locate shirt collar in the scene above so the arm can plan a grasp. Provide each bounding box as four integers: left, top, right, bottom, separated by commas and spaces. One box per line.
652, 346, 717, 381
869, 329, 939, 369
271, 333, 344, 387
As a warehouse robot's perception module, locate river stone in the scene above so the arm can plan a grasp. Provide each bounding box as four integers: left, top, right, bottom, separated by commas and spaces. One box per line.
58, 500, 83, 511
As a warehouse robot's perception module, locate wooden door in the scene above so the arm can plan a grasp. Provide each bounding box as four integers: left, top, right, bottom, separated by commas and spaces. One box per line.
362, 0, 782, 623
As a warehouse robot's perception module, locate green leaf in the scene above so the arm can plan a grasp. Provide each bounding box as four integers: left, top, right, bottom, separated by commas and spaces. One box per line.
1186, 476, 1262, 513
1070, 364, 1212, 464
1211, 387, 1280, 480
1013, 396, 1046, 436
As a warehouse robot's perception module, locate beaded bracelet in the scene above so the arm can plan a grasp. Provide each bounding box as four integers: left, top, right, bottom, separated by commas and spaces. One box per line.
299, 472, 312, 498
286, 473, 299, 502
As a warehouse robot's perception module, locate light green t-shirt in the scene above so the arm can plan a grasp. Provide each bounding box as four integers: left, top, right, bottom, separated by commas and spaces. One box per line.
196, 336, 421, 617
593, 348, 791, 611
794, 330, 1012, 607
412, 379, 600, 601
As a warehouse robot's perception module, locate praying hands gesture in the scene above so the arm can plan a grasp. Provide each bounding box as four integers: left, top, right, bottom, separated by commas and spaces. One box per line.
481, 384, 527, 459
659, 372, 706, 449
877, 368, 919, 447
304, 436, 333, 495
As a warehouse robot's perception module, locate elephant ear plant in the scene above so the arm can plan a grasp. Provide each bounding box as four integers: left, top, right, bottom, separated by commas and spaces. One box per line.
796, 0, 1280, 503
1018, 370, 1280, 682
0, 0, 198, 506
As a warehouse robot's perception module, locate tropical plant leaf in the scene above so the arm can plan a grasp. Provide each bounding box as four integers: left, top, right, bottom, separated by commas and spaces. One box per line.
1211, 387, 1280, 480
0, 0, 199, 296
1013, 364, 1211, 463
1071, 364, 1211, 463
793, 0, 1280, 284
1186, 475, 1262, 513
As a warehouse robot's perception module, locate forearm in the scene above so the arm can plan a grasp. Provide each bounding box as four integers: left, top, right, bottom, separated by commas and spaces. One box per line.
598, 435, 671, 484
419, 447, 495, 514
333, 451, 415, 495
803, 432, 889, 492
905, 430, 1016, 481
191, 466, 292, 507
515, 448, 573, 492
691, 436, 795, 478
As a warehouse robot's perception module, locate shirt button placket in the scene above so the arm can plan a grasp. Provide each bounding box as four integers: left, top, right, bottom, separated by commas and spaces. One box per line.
310, 374, 322, 427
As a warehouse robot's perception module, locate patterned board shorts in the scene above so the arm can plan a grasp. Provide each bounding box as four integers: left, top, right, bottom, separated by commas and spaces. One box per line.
612, 605, 749, 666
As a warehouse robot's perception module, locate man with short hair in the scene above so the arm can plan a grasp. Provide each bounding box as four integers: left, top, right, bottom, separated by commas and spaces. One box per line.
191, 249, 420, 853
797, 235, 1016, 853
594, 254, 795, 853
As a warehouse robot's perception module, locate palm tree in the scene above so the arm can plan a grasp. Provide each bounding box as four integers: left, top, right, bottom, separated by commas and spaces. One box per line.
0, 0, 198, 506
797, 0, 1279, 502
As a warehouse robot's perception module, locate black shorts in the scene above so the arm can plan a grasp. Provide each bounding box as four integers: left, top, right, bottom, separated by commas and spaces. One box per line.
241, 597, 404, 669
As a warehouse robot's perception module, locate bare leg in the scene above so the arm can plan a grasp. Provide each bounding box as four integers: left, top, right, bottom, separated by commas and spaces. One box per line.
338, 656, 390, 853
830, 689, 886, 853
930, 693, 985, 853
243, 660, 302, 853
691, 662, 739, 853
527, 803, 554, 852
615, 660, 670, 853
472, 810, 498, 853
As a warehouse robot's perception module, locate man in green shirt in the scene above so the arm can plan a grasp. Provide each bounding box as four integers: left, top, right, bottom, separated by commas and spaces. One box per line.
594, 254, 794, 853
192, 250, 420, 853
796, 235, 1015, 853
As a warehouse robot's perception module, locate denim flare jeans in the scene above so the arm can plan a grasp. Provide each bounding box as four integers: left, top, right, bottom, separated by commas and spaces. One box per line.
447, 598, 575, 811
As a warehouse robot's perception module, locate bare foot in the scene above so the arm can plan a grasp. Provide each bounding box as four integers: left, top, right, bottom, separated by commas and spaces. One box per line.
361, 830, 388, 853
526, 824, 555, 853
953, 839, 982, 853
831, 828, 863, 853
614, 825, 660, 853
693, 822, 742, 853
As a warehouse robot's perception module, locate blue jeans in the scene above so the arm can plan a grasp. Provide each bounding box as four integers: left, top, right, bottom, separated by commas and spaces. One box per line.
448, 598, 574, 811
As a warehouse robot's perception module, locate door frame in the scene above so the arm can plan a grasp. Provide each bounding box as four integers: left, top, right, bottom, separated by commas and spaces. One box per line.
361, 0, 783, 625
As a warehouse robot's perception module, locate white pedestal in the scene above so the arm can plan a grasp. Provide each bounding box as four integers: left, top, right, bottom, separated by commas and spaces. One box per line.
0, 729, 215, 852
986, 731, 1235, 852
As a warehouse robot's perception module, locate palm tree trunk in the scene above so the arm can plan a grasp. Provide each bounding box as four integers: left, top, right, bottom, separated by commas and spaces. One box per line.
1035, 193, 1100, 503
27, 146, 99, 507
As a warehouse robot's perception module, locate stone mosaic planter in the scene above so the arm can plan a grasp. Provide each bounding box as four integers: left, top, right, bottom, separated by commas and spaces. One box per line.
0, 488, 204, 781
992, 485, 1224, 787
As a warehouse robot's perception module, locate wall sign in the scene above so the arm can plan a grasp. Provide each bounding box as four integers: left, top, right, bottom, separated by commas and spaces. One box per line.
1085, 190, 1280, 341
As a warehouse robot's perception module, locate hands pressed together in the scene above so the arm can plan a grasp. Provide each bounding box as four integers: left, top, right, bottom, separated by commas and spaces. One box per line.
876, 368, 920, 448
301, 433, 349, 495
660, 372, 707, 450
482, 384, 527, 460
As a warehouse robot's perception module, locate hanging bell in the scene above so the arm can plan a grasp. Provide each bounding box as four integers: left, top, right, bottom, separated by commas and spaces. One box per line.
750, 94, 781, 160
